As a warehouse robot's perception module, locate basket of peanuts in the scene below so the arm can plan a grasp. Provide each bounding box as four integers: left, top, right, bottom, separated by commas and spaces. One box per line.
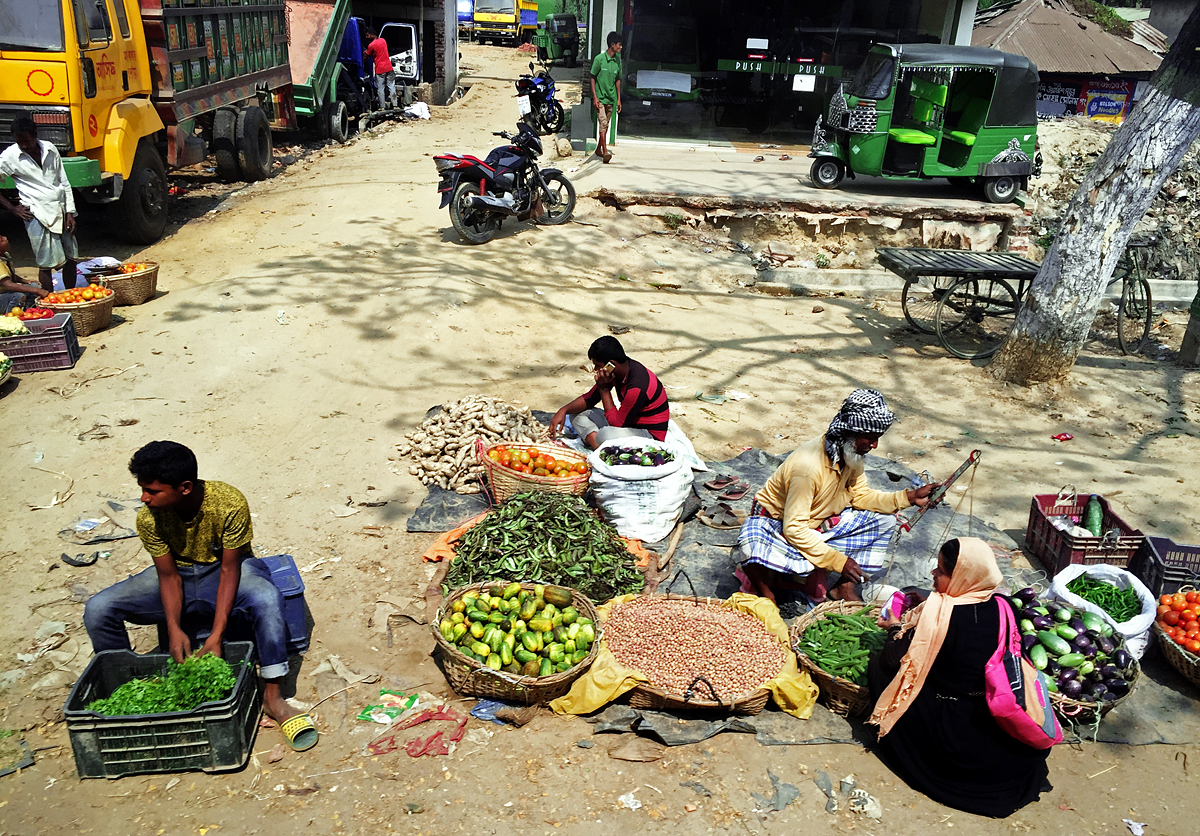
600, 586, 793, 715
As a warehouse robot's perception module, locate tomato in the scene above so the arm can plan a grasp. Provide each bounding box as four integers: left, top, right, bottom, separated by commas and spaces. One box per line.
1174, 592, 1188, 607
1172, 600, 1188, 613
516, 452, 530, 465
532, 467, 549, 477
1183, 609, 1198, 623
1186, 620, 1200, 632
1188, 640, 1200, 655
1162, 594, 1174, 606
1187, 591, 1200, 605
494, 445, 508, 454
1164, 611, 1181, 626
1157, 605, 1173, 619
1176, 632, 1190, 646
526, 447, 539, 458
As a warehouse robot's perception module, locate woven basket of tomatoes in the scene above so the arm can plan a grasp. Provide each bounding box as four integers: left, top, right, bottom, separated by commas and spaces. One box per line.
41, 284, 115, 337
1152, 588, 1200, 689
477, 440, 590, 502
107, 261, 159, 306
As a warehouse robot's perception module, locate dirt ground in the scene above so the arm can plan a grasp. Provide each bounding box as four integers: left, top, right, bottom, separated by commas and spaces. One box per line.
0, 44, 1198, 835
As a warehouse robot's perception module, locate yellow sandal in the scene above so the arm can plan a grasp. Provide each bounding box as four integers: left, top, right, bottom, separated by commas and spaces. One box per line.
280, 713, 319, 752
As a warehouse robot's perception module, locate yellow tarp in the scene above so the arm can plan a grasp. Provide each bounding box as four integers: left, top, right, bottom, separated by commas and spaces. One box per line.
550, 592, 818, 719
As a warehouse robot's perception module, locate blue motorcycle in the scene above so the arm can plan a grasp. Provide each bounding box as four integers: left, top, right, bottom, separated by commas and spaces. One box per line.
516, 62, 565, 135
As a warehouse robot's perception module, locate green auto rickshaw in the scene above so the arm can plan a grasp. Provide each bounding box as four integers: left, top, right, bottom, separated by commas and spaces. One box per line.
808, 44, 1041, 203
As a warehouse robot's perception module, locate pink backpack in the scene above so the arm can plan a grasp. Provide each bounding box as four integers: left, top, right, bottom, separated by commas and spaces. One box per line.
983, 597, 1063, 749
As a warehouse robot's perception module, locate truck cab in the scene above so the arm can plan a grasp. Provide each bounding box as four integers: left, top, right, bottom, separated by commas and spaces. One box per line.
1, 0, 167, 241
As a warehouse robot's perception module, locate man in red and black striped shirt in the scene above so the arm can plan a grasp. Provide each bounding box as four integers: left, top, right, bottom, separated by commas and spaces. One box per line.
550, 336, 670, 449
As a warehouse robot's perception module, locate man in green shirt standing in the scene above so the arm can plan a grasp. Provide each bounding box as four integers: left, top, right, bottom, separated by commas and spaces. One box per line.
589, 31, 623, 163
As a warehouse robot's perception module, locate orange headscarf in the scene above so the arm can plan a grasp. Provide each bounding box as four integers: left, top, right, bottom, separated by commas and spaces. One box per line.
868, 537, 1002, 738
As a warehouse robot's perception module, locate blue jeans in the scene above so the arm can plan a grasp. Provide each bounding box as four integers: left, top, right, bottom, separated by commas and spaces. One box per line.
83, 557, 289, 679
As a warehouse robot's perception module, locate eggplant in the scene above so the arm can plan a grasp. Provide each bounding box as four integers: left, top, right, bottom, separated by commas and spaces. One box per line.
1032, 615, 1056, 631
1072, 635, 1095, 655
1061, 679, 1084, 699
1097, 690, 1117, 703
1080, 681, 1102, 699
1045, 659, 1061, 676
1099, 664, 1120, 680
1107, 678, 1131, 697
1097, 635, 1116, 656
1059, 667, 1078, 682
1015, 587, 1038, 605
1114, 648, 1131, 670
1069, 617, 1087, 634
1021, 634, 1039, 653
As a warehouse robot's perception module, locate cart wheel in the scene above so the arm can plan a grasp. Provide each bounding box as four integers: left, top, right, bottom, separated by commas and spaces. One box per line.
901, 275, 957, 334
935, 277, 1019, 360
983, 175, 1017, 204
810, 158, 845, 190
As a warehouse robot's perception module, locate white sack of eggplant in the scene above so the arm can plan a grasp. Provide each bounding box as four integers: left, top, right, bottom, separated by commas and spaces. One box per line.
587, 438, 694, 542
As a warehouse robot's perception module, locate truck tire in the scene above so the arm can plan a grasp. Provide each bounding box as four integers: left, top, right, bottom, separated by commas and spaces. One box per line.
114, 139, 168, 244
237, 105, 273, 182
326, 99, 349, 144
213, 107, 240, 183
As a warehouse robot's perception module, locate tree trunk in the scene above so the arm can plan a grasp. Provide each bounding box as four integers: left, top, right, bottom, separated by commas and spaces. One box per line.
990, 5, 1200, 385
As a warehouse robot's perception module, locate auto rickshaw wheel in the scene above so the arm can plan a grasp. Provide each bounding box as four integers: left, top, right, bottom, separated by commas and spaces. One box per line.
811, 158, 845, 190
983, 175, 1017, 204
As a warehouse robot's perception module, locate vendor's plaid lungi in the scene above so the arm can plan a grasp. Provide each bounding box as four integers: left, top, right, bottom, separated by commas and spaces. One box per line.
735, 506, 896, 577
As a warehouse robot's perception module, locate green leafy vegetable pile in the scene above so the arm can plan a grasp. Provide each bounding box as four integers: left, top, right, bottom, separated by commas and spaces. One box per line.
87, 654, 237, 716
445, 491, 644, 602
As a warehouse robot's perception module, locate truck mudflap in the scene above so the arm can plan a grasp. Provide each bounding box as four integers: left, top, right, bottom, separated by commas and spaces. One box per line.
102, 99, 165, 180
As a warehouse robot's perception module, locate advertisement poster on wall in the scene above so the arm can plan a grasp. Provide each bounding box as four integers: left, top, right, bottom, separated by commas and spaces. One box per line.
1036, 77, 1138, 123
1082, 79, 1136, 123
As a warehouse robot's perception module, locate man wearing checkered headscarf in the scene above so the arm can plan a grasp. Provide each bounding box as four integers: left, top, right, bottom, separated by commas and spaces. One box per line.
734, 389, 935, 607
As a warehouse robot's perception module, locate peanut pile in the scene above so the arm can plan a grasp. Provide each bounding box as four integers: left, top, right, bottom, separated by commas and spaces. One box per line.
604, 597, 787, 698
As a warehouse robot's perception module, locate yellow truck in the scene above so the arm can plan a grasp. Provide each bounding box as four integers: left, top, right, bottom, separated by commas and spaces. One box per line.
474, 0, 538, 46
0, 0, 299, 243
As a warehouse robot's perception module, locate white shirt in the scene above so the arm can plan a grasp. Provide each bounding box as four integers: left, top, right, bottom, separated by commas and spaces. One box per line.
0, 140, 76, 234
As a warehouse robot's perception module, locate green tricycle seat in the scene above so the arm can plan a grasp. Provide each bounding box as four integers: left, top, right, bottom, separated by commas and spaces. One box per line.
947, 130, 976, 146
888, 127, 936, 146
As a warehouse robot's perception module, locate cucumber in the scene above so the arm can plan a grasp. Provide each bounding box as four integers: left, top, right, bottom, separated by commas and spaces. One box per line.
1019, 619, 1036, 635
452, 599, 467, 614
539, 657, 553, 677
528, 617, 553, 634
466, 609, 489, 623
440, 619, 454, 639
1029, 644, 1048, 670
450, 612, 465, 625
503, 661, 522, 675
567, 622, 581, 640
1080, 612, 1107, 633
571, 649, 589, 664
450, 623, 468, 643
521, 660, 542, 677
1055, 624, 1079, 641
1054, 606, 1074, 623
487, 612, 506, 624
487, 631, 504, 654
562, 606, 579, 625
564, 639, 577, 654
1077, 660, 1095, 676
519, 597, 538, 621
469, 621, 487, 640
1037, 630, 1072, 657
577, 625, 595, 646
486, 653, 503, 670
1058, 652, 1086, 668
555, 660, 572, 673
470, 640, 491, 658
461, 595, 477, 611
576, 617, 594, 628
499, 643, 514, 666
515, 648, 536, 664
552, 625, 569, 643
503, 582, 522, 600
551, 614, 564, 628
521, 631, 540, 653
541, 604, 558, 620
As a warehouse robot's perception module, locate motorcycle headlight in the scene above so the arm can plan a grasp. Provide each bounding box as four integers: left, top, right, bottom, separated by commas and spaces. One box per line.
530, 135, 543, 155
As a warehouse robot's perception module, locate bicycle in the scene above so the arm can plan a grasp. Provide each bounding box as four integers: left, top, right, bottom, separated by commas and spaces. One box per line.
1108, 235, 1154, 355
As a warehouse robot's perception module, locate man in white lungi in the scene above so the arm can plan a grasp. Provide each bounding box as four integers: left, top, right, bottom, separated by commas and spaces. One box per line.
0, 115, 79, 293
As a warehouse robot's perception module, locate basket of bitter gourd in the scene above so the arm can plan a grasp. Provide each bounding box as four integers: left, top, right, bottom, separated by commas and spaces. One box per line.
790, 601, 886, 716
432, 581, 601, 704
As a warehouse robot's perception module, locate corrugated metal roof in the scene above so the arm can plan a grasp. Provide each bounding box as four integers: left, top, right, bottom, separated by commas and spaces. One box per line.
973, 0, 1161, 75
1128, 19, 1171, 55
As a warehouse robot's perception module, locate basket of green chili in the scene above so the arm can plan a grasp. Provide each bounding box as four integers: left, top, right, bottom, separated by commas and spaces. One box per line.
789, 601, 886, 716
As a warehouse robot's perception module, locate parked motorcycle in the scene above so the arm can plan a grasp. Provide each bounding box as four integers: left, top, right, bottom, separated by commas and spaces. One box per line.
434, 123, 576, 244
516, 62, 565, 135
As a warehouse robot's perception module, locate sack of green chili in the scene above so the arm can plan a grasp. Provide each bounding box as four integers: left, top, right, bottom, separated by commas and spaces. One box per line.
1049, 564, 1156, 659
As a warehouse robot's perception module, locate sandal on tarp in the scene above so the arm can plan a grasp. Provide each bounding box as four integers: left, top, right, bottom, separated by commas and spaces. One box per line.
703, 475, 737, 491
698, 503, 746, 530
280, 713, 319, 752
61, 552, 98, 567
716, 482, 752, 501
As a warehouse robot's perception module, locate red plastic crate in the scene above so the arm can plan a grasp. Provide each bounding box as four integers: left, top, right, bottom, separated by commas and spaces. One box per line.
0, 313, 81, 372
1131, 536, 1200, 597
1025, 493, 1144, 577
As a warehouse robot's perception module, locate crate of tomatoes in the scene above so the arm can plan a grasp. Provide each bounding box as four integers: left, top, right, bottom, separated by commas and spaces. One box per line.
477, 440, 590, 502
41, 283, 115, 337
1153, 588, 1200, 689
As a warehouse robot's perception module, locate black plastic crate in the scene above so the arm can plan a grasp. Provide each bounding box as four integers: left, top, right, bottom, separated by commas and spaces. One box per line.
64, 642, 261, 778
1131, 536, 1200, 598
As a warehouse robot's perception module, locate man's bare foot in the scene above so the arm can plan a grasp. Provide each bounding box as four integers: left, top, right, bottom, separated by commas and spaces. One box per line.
263, 682, 300, 725
826, 580, 862, 602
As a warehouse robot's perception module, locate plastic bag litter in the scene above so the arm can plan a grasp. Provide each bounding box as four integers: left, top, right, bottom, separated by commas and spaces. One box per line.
404, 102, 431, 120
58, 504, 138, 545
